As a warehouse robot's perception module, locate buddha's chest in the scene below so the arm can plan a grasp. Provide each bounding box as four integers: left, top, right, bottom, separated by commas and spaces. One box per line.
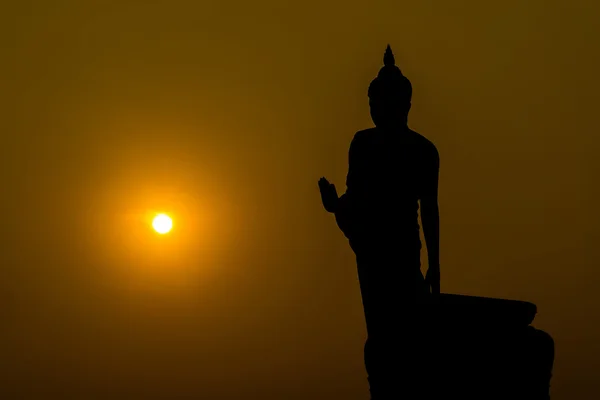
361, 142, 422, 185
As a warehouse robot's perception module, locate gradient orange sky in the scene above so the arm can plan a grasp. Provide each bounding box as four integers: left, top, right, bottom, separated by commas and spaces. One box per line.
1, 1, 598, 398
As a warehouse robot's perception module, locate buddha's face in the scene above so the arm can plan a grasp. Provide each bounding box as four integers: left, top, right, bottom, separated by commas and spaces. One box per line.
369, 96, 410, 128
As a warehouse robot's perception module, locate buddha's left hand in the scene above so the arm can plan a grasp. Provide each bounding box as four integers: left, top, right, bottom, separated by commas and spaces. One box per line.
425, 264, 440, 296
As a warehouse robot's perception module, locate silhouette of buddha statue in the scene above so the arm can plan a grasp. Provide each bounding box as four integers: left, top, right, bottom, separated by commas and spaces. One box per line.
319, 46, 555, 400
320, 45, 440, 320
319, 44, 441, 398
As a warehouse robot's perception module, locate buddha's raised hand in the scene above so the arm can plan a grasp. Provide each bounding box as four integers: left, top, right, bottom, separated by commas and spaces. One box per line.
318, 177, 339, 213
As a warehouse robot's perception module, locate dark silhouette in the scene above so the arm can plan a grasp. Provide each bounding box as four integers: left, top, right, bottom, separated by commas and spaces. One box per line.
318, 45, 554, 399
319, 44, 440, 398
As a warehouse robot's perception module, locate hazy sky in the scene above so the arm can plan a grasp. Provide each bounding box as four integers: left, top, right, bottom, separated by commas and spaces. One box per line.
1, 1, 599, 398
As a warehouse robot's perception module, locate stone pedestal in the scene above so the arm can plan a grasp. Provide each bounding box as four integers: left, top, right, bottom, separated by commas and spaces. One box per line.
365, 294, 555, 399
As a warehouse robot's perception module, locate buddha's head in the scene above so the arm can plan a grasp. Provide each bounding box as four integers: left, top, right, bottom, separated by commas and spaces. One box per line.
368, 45, 412, 128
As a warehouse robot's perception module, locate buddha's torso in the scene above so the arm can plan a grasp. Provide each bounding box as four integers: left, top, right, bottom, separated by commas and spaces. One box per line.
344, 127, 433, 244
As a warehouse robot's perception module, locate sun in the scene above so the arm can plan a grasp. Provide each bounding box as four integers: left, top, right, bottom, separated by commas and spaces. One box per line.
152, 213, 173, 234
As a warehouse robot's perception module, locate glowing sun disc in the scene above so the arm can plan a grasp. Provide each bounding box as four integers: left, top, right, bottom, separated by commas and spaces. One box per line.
152, 214, 173, 234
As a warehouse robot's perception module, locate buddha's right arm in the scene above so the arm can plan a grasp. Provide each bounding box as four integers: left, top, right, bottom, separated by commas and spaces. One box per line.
344, 133, 362, 199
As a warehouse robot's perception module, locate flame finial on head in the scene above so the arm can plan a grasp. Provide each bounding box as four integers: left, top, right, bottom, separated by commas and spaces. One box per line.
369, 44, 412, 106
383, 44, 395, 67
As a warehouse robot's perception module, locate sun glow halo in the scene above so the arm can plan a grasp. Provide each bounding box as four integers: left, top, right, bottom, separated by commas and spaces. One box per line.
152, 213, 173, 234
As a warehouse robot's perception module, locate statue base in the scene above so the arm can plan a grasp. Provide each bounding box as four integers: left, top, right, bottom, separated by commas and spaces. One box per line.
365, 294, 554, 399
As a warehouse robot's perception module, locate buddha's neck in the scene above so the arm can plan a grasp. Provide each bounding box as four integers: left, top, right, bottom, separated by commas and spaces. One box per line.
378, 121, 409, 131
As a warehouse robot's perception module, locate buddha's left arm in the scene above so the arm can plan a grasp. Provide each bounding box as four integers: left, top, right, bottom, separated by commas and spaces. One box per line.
421, 146, 440, 268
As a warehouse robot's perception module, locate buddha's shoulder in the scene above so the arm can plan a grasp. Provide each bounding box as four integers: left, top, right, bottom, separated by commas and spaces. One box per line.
352, 128, 377, 142
410, 130, 439, 157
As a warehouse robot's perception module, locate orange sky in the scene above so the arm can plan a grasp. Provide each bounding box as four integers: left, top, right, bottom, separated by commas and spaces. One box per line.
1, 1, 598, 398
